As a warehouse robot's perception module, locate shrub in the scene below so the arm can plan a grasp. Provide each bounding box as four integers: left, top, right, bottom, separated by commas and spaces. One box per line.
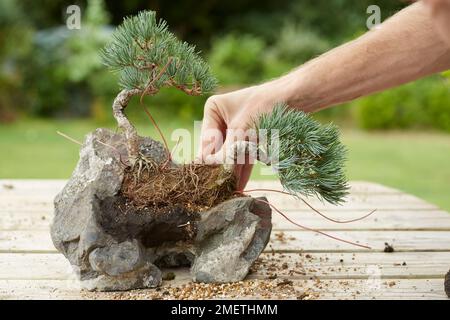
23, 0, 115, 118
209, 27, 330, 85
0, 0, 32, 122
425, 78, 450, 132
354, 77, 450, 131
208, 34, 266, 85
264, 23, 330, 78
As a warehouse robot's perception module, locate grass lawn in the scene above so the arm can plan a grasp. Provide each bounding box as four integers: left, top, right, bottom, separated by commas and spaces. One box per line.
1, 118, 449, 211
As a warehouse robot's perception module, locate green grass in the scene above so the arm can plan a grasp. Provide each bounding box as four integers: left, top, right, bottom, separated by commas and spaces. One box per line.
342, 130, 450, 212
1, 119, 449, 211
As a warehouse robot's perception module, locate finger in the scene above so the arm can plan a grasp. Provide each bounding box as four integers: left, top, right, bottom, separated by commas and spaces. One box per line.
234, 164, 243, 189
204, 132, 239, 165
197, 98, 226, 161
206, 123, 255, 165
217, 138, 254, 191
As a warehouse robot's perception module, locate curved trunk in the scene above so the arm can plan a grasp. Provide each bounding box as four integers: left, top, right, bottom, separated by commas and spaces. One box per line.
112, 89, 141, 161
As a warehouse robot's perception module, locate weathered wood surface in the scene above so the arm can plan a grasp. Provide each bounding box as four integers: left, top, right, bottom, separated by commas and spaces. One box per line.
0, 179, 449, 300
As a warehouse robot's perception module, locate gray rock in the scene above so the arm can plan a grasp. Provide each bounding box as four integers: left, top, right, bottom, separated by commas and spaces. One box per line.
192, 197, 272, 283
51, 128, 272, 291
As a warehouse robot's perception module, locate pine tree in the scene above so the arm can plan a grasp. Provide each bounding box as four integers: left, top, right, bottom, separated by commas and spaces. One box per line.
256, 104, 349, 204
101, 11, 217, 159
101, 10, 349, 205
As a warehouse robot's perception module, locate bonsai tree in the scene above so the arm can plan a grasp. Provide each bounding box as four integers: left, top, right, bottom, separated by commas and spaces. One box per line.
101, 11, 216, 164
255, 104, 348, 205
101, 10, 349, 207
50, 12, 372, 292
96, 10, 378, 250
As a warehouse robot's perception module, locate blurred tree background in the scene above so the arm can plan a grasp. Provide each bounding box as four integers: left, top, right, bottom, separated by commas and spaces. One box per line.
0, 0, 449, 209
1, 0, 448, 128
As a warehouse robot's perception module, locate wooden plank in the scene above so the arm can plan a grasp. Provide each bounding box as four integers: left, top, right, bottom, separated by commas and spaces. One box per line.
271, 209, 450, 231
297, 278, 447, 300
2, 180, 435, 213
0, 192, 436, 211
1, 252, 448, 281
249, 252, 450, 280
0, 179, 65, 189
0, 280, 81, 300
0, 197, 53, 213
246, 193, 437, 210
20, 209, 438, 233
0, 278, 445, 300
246, 181, 438, 210
0, 253, 73, 280
137, 269, 447, 300
0, 180, 65, 198
0, 230, 56, 253
0, 180, 401, 196
0, 211, 51, 230
247, 180, 403, 195
0, 179, 448, 300
2, 230, 450, 253
4, 209, 450, 231
267, 230, 450, 252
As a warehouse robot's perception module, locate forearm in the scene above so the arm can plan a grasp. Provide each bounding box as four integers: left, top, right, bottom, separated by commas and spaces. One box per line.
263, 2, 450, 112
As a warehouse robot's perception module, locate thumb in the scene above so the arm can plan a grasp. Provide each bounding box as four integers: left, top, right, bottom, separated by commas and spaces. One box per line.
197, 97, 226, 161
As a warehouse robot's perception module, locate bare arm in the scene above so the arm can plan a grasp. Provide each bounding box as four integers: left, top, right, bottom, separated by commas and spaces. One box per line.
254, 1, 450, 112
199, 1, 450, 190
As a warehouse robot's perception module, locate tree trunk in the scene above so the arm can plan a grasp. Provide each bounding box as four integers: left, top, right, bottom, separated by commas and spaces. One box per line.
112, 89, 141, 161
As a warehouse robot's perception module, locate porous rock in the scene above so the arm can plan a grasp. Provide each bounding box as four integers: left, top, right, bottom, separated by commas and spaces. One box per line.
51, 128, 272, 291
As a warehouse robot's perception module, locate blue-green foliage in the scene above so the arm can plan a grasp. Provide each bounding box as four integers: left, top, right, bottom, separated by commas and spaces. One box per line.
257, 104, 349, 205
101, 11, 217, 94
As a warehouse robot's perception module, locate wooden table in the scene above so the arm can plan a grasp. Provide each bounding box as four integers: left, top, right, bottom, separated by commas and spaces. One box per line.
1, 179, 449, 300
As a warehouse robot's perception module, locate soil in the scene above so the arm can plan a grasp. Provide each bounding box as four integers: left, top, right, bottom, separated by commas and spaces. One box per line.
94, 161, 240, 255
97, 194, 198, 247
384, 242, 395, 253
121, 163, 237, 213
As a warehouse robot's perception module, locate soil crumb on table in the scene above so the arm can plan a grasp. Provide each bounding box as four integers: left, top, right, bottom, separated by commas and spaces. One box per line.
384, 242, 395, 253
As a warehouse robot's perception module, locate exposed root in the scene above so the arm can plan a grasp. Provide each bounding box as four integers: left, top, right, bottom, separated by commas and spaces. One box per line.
121, 160, 237, 212
140, 101, 172, 162
129, 153, 160, 183
243, 188, 377, 224
247, 196, 371, 250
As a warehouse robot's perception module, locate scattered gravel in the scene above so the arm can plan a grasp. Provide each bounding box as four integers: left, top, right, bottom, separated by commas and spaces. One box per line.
78, 237, 396, 300
81, 279, 319, 300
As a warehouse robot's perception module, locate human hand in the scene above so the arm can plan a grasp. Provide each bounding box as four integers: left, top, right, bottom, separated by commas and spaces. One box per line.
197, 84, 282, 191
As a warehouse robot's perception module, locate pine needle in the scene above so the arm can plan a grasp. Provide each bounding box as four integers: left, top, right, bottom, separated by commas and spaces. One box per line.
256, 104, 349, 205
100, 10, 217, 95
